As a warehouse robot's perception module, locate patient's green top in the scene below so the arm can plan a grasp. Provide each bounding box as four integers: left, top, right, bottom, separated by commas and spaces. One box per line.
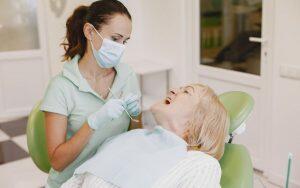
40, 55, 141, 188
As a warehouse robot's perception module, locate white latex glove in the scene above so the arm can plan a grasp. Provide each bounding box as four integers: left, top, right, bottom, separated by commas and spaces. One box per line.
87, 99, 125, 130
123, 93, 141, 117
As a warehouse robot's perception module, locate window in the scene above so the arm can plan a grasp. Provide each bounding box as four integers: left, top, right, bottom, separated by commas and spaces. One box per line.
200, 0, 262, 75
0, 0, 39, 52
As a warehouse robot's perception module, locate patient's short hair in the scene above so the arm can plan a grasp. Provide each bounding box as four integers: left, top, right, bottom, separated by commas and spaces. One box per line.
185, 84, 229, 160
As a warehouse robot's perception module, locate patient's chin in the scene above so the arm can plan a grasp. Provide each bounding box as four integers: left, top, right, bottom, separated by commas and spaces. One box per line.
150, 101, 168, 116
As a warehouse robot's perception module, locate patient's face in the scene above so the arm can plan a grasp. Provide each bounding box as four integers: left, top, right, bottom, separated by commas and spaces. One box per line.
151, 85, 201, 136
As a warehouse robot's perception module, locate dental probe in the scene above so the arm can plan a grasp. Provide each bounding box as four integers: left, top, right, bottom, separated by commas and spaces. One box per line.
108, 88, 140, 123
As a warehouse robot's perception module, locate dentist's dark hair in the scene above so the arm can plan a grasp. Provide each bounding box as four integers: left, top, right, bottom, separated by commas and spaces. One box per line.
61, 0, 131, 61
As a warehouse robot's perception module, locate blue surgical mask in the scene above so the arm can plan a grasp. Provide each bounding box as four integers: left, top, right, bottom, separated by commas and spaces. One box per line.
90, 25, 125, 68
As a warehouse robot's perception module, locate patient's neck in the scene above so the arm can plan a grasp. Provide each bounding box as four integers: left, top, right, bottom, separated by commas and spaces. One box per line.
154, 114, 188, 138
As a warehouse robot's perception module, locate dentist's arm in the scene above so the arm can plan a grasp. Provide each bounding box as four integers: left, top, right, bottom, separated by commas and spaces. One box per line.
45, 99, 125, 172
45, 113, 93, 172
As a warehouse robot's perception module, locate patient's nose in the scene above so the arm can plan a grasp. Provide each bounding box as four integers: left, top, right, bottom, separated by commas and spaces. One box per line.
169, 89, 175, 95
168, 88, 179, 101
166, 89, 175, 101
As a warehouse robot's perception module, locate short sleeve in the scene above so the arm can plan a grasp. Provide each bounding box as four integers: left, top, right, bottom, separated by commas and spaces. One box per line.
40, 76, 69, 116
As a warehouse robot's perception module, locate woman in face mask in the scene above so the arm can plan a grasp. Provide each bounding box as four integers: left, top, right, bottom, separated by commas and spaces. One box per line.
40, 1, 141, 187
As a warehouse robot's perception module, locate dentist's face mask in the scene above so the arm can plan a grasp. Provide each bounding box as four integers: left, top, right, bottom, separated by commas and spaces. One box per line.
90, 25, 125, 68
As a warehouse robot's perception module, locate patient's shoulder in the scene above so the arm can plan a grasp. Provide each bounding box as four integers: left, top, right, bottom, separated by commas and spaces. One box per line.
171, 151, 221, 173
185, 151, 221, 170
187, 151, 219, 161
153, 151, 221, 187
184, 151, 221, 186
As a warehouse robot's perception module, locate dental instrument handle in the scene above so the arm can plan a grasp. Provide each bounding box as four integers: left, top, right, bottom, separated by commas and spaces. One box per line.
108, 88, 140, 123
285, 153, 293, 188
123, 106, 140, 123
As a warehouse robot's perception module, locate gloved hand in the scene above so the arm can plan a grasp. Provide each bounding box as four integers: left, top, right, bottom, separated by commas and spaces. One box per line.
123, 93, 141, 117
87, 99, 125, 130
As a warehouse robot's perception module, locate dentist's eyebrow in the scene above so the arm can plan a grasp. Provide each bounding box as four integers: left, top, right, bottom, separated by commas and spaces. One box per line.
113, 33, 123, 37
113, 33, 130, 40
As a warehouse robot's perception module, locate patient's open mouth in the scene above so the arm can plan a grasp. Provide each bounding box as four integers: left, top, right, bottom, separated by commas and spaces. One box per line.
165, 97, 171, 104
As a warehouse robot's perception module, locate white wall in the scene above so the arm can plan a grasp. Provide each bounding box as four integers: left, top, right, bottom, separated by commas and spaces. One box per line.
135, 0, 189, 87
265, 0, 300, 187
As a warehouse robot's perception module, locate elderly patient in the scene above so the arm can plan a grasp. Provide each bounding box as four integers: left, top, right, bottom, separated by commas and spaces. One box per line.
61, 83, 229, 188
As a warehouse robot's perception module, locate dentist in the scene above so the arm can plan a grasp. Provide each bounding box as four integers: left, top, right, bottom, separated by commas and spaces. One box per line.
40, 1, 141, 187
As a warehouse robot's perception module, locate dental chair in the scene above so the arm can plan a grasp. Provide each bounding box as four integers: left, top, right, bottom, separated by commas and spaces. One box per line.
219, 91, 254, 188
27, 91, 254, 187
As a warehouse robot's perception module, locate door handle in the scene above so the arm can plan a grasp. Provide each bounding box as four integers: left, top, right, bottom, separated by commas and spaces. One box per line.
249, 37, 267, 43
249, 37, 268, 57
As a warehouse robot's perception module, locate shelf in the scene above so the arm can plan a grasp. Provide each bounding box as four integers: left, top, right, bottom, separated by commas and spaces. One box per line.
125, 59, 172, 75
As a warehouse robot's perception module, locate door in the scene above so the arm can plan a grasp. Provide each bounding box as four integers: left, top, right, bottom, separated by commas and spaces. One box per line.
0, 0, 50, 121
186, 0, 274, 171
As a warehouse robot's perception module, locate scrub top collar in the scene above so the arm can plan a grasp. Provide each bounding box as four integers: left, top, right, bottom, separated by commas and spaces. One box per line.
62, 54, 132, 101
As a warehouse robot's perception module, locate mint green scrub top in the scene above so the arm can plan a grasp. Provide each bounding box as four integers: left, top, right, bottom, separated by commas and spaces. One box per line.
40, 55, 141, 188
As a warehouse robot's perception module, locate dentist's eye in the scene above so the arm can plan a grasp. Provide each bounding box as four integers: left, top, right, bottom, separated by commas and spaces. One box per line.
111, 37, 118, 42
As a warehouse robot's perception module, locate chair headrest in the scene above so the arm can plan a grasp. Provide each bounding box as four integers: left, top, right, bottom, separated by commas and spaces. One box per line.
219, 91, 254, 134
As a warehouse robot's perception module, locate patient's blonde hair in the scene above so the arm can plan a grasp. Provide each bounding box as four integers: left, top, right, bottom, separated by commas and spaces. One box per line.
185, 84, 229, 160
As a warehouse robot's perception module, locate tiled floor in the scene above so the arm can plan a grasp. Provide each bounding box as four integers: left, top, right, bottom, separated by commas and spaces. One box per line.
0, 117, 47, 188
0, 117, 283, 188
